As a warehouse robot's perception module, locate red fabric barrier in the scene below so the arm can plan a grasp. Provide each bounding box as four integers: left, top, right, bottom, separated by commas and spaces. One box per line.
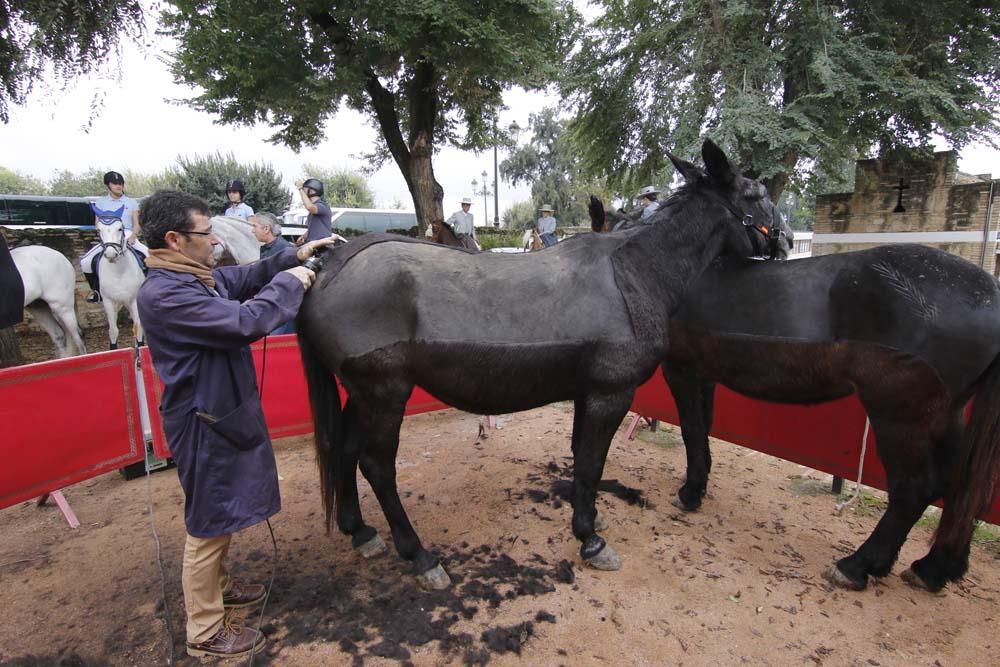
0, 351, 144, 509
145, 335, 450, 459
630, 371, 1000, 525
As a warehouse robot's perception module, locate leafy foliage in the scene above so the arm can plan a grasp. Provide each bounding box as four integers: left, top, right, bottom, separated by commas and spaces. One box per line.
502, 200, 538, 230
0, 0, 145, 123
47, 168, 106, 197
300, 164, 375, 209
173, 152, 290, 215
161, 0, 578, 226
501, 108, 615, 227
0, 165, 44, 194
564, 0, 1000, 199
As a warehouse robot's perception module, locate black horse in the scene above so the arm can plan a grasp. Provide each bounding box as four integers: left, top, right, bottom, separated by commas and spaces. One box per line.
296, 140, 773, 588
593, 160, 1000, 593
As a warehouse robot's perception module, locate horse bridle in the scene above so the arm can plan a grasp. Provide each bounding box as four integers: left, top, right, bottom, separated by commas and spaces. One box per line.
96, 215, 127, 256
713, 195, 785, 260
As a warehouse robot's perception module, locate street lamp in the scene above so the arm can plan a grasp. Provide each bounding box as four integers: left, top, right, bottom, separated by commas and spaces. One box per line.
471, 171, 492, 231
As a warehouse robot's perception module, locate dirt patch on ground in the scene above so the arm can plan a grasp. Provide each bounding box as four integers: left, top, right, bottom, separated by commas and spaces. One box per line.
1, 406, 998, 666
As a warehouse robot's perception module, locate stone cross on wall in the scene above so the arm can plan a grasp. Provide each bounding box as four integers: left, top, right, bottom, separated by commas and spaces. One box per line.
892, 178, 909, 213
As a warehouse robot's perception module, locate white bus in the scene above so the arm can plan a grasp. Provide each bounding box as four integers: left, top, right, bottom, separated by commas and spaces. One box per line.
281, 207, 418, 240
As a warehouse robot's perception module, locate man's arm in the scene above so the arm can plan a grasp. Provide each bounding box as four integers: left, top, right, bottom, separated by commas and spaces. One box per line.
128, 206, 140, 244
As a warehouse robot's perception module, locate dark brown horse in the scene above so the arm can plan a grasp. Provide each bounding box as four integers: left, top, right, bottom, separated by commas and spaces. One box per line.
428, 219, 480, 251
296, 140, 767, 589
591, 156, 1000, 594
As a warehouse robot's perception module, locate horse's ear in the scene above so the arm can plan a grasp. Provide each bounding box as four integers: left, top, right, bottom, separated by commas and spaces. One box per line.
702, 139, 737, 189
588, 195, 606, 233
668, 152, 702, 182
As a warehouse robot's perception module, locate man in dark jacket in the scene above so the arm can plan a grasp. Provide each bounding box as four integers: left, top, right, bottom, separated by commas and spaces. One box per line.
137, 190, 339, 659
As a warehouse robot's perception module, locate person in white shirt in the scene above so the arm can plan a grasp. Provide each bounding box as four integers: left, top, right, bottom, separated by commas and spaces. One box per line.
445, 197, 475, 237
638, 185, 661, 220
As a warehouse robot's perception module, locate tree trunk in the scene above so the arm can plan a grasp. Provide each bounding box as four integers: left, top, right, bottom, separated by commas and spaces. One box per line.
0, 327, 22, 368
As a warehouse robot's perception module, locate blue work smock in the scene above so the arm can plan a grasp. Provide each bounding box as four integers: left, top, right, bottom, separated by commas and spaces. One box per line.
137, 247, 304, 537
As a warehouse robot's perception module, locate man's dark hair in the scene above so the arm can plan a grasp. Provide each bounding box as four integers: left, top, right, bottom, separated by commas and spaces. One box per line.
140, 190, 211, 249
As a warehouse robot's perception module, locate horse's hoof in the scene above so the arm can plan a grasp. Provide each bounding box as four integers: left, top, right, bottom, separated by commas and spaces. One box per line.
671, 494, 699, 512
417, 564, 451, 590
356, 533, 387, 559
585, 543, 622, 571
593, 511, 609, 532
900, 568, 947, 595
823, 565, 867, 591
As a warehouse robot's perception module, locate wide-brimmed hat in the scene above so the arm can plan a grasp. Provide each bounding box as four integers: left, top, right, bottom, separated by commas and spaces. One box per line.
538, 204, 554, 212
638, 185, 660, 198
461, 197, 473, 205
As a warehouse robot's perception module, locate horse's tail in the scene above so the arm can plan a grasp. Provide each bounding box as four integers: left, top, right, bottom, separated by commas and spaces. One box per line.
588, 195, 606, 232
935, 354, 1000, 574
298, 331, 342, 533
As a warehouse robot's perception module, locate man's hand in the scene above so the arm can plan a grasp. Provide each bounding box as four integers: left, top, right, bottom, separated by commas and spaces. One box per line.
296, 235, 345, 262
295, 233, 306, 247
283, 266, 316, 290
126, 233, 137, 246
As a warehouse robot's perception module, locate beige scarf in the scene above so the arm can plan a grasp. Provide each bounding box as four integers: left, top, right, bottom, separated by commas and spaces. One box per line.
146, 249, 216, 289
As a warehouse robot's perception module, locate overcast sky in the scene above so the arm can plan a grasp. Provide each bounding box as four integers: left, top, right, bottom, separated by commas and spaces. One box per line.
0, 28, 997, 220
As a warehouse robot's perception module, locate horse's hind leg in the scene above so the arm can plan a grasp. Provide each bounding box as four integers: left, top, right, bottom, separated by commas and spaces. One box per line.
335, 399, 386, 558
902, 413, 969, 592
354, 386, 450, 589
26, 303, 69, 358
826, 413, 947, 590
50, 303, 86, 356
664, 366, 715, 511
571, 391, 634, 570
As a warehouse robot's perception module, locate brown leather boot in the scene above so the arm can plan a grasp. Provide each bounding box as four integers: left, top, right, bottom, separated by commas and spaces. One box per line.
186, 619, 266, 658
222, 579, 267, 609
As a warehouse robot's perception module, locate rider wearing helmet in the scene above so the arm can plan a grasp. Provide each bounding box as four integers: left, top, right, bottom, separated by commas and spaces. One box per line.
81, 170, 147, 303
294, 177, 332, 244
223, 179, 254, 221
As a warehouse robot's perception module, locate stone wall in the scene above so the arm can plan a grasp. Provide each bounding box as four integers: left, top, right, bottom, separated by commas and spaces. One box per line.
814, 150, 1000, 274
5, 226, 137, 363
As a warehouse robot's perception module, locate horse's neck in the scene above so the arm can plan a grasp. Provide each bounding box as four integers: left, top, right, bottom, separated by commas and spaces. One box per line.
100, 251, 144, 281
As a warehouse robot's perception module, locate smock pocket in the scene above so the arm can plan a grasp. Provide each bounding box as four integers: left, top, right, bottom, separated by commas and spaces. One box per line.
196, 395, 269, 451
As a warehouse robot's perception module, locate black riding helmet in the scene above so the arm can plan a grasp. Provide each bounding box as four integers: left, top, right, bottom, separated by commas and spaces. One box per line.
103, 171, 125, 186
226, 179, 246, 198
302, 178, 324, 198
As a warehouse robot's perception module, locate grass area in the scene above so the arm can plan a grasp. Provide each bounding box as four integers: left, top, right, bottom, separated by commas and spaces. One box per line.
634, 421, 683, 449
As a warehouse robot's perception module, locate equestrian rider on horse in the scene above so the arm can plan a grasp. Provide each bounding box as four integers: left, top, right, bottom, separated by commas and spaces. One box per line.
82, 171, 147, 303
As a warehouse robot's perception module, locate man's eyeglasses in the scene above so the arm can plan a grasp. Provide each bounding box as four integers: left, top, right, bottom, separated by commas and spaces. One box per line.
182, 229, 214, 237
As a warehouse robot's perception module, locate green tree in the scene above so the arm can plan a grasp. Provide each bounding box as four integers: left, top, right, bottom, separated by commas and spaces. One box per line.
161, 0, 577, 231
300, 164, 375, 208
48, 168, 105, 196
0, 0, 145, 123
0, 166, 45, 194
502, 200, 537, 230
173, 152, 290, 215
124, 168, 182, 198
564, 0, 1000, 199
501, 108, 614, 227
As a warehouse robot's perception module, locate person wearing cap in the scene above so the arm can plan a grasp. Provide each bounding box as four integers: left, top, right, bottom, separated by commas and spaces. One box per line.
445, 197, 475, 238
638, 185, 662, 220
536, 204, 558, 247
223, 179, 254, 220
294, 178, 333, 244
81, 170, 146, 303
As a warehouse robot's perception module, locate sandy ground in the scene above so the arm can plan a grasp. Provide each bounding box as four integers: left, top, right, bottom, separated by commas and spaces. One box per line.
1, 404, 999, 667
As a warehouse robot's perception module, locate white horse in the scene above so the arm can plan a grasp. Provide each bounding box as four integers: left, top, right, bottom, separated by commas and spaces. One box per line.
93, 218, 146, 350
210, 215, 260, 265
521, 228, 543, 252
11, 246, 86, 358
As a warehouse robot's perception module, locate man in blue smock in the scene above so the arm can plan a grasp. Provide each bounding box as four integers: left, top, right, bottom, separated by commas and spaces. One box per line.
137, 190, 339, 659
294, 177, 333, 244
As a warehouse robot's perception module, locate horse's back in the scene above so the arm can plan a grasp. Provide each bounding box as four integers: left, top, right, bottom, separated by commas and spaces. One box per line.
11, 246, 76, 305
301, 232, 636, 360
674, 244, 1000, 393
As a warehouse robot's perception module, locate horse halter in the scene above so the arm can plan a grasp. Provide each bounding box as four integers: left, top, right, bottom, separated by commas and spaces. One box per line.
712, 194, 784, 260
96, 215, 127, 256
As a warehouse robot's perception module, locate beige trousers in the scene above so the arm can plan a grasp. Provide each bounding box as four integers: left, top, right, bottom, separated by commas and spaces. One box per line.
182, 533, 233, 643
